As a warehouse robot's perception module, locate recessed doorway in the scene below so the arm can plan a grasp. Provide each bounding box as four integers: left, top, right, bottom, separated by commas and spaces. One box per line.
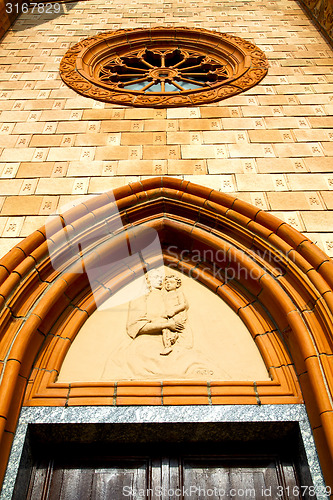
12, 420, 318, 500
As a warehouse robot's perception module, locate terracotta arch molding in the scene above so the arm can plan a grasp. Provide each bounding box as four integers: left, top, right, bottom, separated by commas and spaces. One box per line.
0, 177, 332, 489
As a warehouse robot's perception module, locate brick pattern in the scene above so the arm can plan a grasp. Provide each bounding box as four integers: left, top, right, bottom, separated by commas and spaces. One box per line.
0, 0, 332, 259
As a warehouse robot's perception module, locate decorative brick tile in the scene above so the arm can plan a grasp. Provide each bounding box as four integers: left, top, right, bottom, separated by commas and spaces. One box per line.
95, 146, 142, 161
121, 132, 166, 146
248, 130, 294, 143
294, 130, 333, 142
39, 196, 59, 215
305, 158, 333, 172
167, 107, 200, 119
250, 192, 269, 210
202, 131, 248, 144
20, 216, 47, 237
72, 178, 89, 195
36, 178, 75, 195
19, 179, 38, 195
320, 236, 333, 257
301, 211, 333, 232
200, 107, 241, 118
268, 192, 323, 210
144, 119, 179, 131
118, 160, 167, 176
88, 176, 138, 193
1, 163, 20, 178
143, 145, 179, 160
222, 118, 266, 129
228, 144, 275, 158
235, 174, 275, 192
273, 143, 324, 157
287, 174, 329, 191
178, 118, 223, 130
2, 217, 24, 237
321, 192, 333, 209
207, 159, 247, 174
1, 196, 43, 216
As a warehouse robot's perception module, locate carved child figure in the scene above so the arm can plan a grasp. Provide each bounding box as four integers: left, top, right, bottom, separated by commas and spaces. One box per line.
161, 275, 188, 356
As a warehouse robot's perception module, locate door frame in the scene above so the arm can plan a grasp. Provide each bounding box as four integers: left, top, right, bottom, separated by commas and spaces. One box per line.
1, 404, 327, 500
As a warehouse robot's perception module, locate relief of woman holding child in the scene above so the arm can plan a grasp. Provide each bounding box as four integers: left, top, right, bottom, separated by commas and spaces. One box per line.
102, 268, 219, 380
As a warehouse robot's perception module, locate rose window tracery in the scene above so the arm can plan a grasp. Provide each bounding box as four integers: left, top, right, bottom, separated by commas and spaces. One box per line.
98, 48, 231, 93
60, 27, 269, 107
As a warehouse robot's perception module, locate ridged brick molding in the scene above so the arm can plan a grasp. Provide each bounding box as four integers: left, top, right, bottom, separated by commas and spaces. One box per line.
0, 177, 332, 488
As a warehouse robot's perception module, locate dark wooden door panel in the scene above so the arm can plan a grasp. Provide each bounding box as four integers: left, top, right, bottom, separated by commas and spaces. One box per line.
182, 459, 300, 500
91, 460, 148, 500
49, 468, 93, 500
183, 459, 230, 499
150, 458, 181, 500
26, 462, 52, 500
26, 455, 303, 500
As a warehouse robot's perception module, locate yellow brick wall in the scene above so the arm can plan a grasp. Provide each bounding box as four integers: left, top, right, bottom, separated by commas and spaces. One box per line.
0, 0, 332, 257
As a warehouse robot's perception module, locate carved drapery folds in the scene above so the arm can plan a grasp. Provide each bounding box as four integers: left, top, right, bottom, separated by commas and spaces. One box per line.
60, 27, 269, 107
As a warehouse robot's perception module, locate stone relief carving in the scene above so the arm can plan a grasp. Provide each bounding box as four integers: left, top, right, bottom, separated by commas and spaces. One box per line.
121, 268, 215, 380
58, 267, 270, 382
126, 271, 192, 356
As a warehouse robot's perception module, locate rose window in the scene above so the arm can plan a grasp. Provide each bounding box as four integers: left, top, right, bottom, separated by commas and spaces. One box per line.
60, 27, 268, 107
98, 48, 231, 93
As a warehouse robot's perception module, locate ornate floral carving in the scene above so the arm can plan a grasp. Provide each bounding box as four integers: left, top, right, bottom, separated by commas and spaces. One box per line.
60, 27, 269, 108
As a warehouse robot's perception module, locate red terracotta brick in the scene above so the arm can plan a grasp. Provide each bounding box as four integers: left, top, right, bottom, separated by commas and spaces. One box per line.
116, 396, 162, 405
210, 384, 256, 397
207, 190, 234, 209
211, 395, 258, 405
69, 386, 115, 398
24, 397, 67, 407
297, 240, 331, 272
163, 396, 209, 405
67, 397, 114, 406
5, 375, 27, 434
302, 308, 333, 355
318, 260, 333, 291
117, 384, 162, 397
276, 223, 308, 248
232, 198, 261, 220
0, 359, 21, 422
254, 211, 285, 233
298, 371, 322, 429
304, 357, 333, 415
162, 384, 208, 396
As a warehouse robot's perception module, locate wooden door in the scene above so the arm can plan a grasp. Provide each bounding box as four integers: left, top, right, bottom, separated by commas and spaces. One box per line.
26, 454, 304, 500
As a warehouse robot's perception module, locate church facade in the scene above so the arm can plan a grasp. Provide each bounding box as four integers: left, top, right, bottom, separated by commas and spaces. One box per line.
0, 0, 333, 497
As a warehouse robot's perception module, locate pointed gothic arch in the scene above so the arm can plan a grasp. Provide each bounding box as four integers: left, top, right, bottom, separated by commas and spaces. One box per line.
0, 176, 332, 489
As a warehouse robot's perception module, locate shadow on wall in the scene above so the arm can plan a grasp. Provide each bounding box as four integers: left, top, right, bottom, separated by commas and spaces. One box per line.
298, 0, 333, 45
3, 1, 78, 34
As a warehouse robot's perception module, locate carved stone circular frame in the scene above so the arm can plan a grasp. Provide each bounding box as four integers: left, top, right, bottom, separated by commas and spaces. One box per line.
60, 27, 269, 108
